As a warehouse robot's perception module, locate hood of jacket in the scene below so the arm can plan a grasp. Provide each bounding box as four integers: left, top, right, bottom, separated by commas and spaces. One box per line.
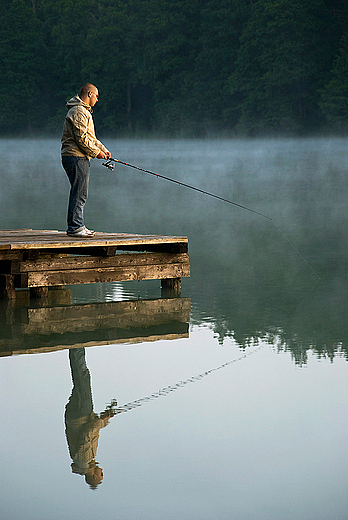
66, 94, 93, 113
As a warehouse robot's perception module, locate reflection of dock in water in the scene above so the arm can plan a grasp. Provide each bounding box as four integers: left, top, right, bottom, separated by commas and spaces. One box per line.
0, 295, 190, 356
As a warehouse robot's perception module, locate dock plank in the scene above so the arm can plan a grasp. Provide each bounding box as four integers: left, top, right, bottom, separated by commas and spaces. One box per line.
0, 230, 188, 250
25, 262, 190, 287
18, 252, 189, 272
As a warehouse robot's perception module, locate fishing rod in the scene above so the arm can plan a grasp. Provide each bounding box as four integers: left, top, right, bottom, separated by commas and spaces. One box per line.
102, 157, 320, 280
103, 157, 271, 220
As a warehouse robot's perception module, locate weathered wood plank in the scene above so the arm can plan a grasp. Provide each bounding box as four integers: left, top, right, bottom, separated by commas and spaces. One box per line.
19, 252, 189, 272
24, 263, 190, 287
0, 252, 23, 262
0, 230, 188, 251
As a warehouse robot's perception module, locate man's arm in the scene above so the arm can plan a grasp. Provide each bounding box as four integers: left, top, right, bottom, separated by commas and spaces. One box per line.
70, 108, 110, 158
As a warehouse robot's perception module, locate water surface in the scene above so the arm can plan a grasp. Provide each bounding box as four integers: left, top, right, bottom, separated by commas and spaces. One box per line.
1, 138, 347, 520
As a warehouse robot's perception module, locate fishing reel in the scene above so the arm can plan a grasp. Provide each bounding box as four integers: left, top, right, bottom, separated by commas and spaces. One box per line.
102, 159, 115, 170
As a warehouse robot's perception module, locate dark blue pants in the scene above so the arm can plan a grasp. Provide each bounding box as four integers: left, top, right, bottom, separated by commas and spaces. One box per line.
65, 348, 93, 421
62, 155, 90, 233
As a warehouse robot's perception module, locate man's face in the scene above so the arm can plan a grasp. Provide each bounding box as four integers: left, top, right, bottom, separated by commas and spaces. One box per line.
87, 89, 99, 107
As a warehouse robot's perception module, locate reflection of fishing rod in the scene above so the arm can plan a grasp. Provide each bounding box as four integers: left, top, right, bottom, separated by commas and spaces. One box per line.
104, 346, 263, 417
102, 157, 320, 280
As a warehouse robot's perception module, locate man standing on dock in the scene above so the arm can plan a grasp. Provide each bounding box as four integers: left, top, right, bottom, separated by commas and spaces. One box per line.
61, 83, 111, 237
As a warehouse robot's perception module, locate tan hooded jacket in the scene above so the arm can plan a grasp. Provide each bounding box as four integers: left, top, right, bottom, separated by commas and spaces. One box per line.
61, 95, 108, 160
65, 412, 110, 475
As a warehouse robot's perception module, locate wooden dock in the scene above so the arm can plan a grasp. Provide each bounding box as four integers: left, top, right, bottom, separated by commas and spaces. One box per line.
0, 229, 190, 299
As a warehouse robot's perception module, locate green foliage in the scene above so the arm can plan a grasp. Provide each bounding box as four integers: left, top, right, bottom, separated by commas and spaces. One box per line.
0, 0, 49, 133
229, 0, 336, 135
192, 0, 251, 132
320, 33, 348, 132
0, 0, 347, 136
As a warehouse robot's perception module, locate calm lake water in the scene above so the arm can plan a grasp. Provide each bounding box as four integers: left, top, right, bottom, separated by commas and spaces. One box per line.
1, 138, 348, 520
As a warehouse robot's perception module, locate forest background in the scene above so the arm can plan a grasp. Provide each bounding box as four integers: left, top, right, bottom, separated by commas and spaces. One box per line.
1, 0, 348, 137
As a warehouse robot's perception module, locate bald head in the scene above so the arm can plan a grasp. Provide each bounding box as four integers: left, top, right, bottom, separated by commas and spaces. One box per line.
80, 83, 99, 107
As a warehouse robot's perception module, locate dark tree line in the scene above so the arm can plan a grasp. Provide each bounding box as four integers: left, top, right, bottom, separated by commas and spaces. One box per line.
1, 0, 348, 136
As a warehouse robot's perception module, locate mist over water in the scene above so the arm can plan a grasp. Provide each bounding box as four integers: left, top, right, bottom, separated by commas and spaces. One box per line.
1, 138, 348, 520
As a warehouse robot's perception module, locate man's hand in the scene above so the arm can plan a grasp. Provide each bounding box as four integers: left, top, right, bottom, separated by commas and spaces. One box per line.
97, 150, 111, 159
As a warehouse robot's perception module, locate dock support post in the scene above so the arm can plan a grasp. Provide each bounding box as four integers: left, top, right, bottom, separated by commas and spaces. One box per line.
0, 275, 16, 300
161, 277, 181, 298
30, 286, 49, 298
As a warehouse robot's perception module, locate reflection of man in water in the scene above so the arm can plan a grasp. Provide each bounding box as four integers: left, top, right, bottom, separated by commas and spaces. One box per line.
65, 348, 115, 489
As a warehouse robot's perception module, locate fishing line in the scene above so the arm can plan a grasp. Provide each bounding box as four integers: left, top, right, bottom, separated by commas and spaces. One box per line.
102, 157, 321, 280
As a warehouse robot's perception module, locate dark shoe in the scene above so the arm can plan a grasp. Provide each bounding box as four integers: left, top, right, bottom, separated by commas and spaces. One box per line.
67, 226, 95, 237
